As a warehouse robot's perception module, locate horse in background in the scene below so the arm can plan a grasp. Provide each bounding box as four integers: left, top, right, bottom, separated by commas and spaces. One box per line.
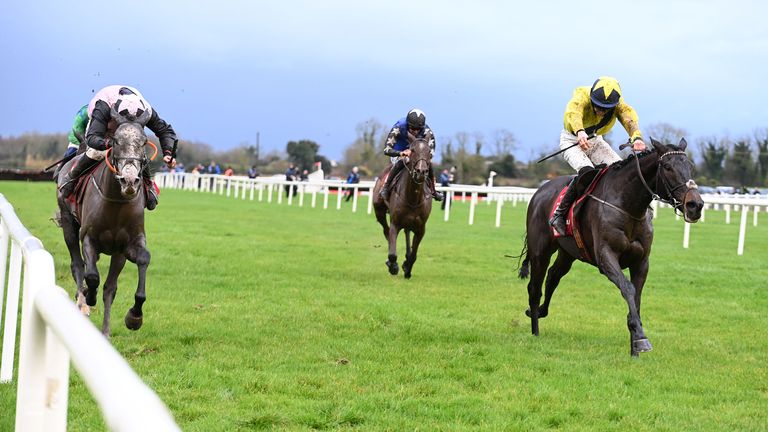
516, 137, 704, 356
56, 122, 158, 336
372, 138, 433, 279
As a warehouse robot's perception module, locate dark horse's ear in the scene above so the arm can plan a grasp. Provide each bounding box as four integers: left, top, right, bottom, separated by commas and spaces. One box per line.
649, 136, 667, 153
406, 131, 417, 143
678, 137, 688, 151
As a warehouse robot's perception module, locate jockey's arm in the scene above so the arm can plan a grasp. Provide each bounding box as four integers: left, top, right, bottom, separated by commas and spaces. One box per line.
84, 100, 111, 150
146, 110, 179, 168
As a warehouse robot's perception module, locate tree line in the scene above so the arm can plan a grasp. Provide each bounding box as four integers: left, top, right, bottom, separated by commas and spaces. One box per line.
3, 121, 768, 188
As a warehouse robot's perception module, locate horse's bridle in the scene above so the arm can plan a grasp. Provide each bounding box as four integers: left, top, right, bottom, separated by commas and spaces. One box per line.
402, 141, 431, 185
629, 148, 698, 215
105, 140, 159, 177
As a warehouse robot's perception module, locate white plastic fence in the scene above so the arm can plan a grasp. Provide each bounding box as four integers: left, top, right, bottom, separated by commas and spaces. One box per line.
155, 172, 537, 227
0, 193, 180, 431
156, 173, 768, 255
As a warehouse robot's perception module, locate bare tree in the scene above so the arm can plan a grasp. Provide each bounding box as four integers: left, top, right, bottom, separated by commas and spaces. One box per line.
645, 122, 688, 145
492, 128, 516, 157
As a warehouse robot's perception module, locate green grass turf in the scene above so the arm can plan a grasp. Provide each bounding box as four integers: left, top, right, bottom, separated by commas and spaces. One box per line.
0, 181, 766, 431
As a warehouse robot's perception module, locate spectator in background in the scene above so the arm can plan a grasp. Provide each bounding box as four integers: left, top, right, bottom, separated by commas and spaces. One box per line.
300, 169, 309, 181
247, 165, 260, 179
224, 166, 234, 176
285, 163, 298, 196
438, 167, 451, 210
345, 166, 360, 202
207, 160, 221, 174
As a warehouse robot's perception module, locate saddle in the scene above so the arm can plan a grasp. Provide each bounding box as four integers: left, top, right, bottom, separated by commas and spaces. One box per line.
64, 161, 103, 224
549, 166, 610, 262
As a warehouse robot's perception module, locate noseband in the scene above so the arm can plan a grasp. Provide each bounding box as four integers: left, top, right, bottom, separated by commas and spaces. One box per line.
105, 140, 158, 177
631, 149, 698, 215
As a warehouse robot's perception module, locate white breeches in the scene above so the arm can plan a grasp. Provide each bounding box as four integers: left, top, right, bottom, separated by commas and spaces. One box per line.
559, 129, 621, 172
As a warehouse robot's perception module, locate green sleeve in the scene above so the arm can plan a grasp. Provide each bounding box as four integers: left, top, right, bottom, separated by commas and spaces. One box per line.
67, 104, 89, 145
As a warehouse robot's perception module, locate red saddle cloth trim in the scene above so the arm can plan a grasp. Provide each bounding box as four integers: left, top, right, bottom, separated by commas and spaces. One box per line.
549, 166, 610, 241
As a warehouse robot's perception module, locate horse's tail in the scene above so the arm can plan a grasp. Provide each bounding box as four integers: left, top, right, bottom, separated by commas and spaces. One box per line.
509, 233, 530, 279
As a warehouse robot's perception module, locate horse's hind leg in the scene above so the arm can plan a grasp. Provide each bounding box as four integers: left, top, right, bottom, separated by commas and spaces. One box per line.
125, 245, 150, 331
537, 250, 575, 318
82, 236, 101, 307
374, 204, 389, 241
101, 254, 126, 337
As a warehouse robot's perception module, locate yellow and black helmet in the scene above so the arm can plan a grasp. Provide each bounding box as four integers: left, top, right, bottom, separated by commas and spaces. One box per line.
589, 76, 621, 109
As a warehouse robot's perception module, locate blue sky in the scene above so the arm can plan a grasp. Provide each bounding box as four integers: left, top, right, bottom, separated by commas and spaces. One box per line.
2, 0, 767, 163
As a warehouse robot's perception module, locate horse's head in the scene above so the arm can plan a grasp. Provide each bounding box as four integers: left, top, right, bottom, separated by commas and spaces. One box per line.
406, 138, 432, 184
652, 137, 704, 223
108, 123, 155, 198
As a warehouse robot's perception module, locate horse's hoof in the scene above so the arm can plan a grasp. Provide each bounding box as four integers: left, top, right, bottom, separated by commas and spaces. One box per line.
79, 304, 91, 317
386, 261, 399, 275
125, 312, 143, 331
632, 338, 653, 353
404, 271, 411, 279
525, 308, 548, 318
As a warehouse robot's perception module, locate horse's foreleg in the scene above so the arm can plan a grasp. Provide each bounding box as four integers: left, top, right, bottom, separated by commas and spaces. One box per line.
125, 246, 150, 331
61, 214, 88, 315
598, 248, 651, 356
386, 224, 399, 275
101, 254, 127, 337
403, 227, 424, 279
81, 236, 100, 307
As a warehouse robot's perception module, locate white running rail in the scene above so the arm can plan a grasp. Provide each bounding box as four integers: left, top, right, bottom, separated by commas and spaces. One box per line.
0, 193, 180, 431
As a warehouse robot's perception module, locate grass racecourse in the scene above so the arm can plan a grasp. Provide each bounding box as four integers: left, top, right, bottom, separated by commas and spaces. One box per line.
0, 180, 766, 431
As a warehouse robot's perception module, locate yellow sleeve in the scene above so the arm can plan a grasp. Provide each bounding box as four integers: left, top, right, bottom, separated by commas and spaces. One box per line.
562, 87, 591, 134
615, 100, 643, 141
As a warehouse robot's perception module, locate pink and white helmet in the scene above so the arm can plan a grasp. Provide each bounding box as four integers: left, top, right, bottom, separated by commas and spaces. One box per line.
112, 92, 152, 124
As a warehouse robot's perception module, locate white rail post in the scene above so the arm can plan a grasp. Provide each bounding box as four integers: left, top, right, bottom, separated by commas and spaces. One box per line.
15, 248, 69, 431
753, 205, 759, 227
443, 189, 451, 222
468, 192, 477, 225
683, 222, 691, 249
725, 204, 731, 224
335, 186, 343, 210
352, 186, 359, 213
737, 205, 748, 255
323, 187, 330, 209
0, 240, 22, 382
495, 197, 503, 228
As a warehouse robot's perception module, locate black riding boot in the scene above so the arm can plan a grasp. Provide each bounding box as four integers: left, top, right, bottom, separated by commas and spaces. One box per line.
428, 165, 444, 201
380, 160, 405, 200
143, 169, 158, 210
549, 166, 592, 236
59, 155, 98, 198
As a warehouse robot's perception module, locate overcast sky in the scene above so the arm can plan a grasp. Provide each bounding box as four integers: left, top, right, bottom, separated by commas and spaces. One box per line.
2, 0, 767, 163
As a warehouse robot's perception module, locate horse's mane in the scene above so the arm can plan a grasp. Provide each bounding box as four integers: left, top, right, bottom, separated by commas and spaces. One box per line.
610, 148, 656, 170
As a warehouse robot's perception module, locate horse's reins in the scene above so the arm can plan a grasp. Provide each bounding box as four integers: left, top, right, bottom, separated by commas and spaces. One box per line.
626, 143, 697, 216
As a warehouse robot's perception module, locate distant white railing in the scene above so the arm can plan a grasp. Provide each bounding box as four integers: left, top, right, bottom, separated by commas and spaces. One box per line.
156, 173, 768, 255
154, 172, 536, 228
0, 193, 180, 431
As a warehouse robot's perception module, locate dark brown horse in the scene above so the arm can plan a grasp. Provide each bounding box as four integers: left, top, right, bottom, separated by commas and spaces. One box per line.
372, 138, 433, 278
56, 122, 157, 336
516, 138, 704, 356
